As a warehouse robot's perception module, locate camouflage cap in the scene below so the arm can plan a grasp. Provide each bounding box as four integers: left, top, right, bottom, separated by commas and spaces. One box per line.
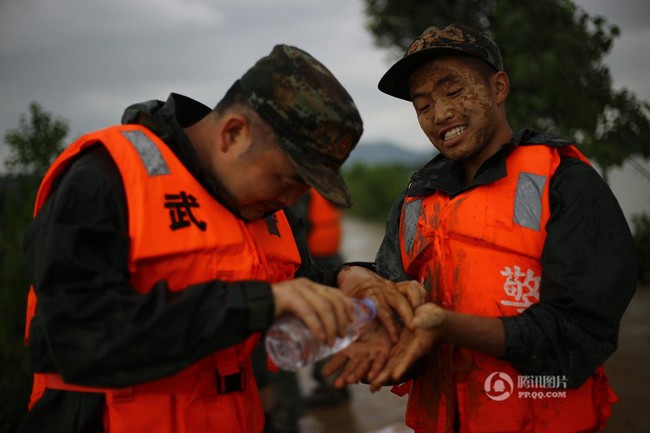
378, 23, 503, 101
239, 44, 363, 208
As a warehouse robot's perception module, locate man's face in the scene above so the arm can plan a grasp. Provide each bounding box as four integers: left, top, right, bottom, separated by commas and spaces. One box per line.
220, 141, 310, 221
409, 56, 500, 164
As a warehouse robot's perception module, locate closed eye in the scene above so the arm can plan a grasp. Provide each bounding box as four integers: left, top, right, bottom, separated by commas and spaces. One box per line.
415, 104, 431, 115
282, 174, 306, 188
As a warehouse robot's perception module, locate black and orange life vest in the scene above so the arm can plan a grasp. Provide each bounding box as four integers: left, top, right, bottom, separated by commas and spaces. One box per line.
24, 124, 301, 433
398, 144, 617, 433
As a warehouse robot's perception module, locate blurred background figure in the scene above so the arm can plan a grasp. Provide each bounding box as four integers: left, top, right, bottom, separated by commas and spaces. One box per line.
296, 189, 350, 408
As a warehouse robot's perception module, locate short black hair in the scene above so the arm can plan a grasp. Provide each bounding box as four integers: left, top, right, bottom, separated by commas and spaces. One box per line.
213, 80, 280, 159
214, 80, 249, 114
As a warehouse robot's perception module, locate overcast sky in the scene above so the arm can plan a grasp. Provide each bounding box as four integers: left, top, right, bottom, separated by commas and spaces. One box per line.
1, 0, 649, 215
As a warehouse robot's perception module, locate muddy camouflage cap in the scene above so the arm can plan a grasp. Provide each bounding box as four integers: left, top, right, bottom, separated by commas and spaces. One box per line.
378, 24, 503, 101
239, 44, 363, 208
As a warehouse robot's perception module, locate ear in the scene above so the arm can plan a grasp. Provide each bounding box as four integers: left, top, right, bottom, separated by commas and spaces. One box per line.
219, 114, 251, 153
492, 71, 510, 105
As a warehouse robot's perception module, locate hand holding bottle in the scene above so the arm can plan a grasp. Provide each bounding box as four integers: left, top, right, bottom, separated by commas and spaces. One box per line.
271, 277, 353, 346
265, 297, 377, 371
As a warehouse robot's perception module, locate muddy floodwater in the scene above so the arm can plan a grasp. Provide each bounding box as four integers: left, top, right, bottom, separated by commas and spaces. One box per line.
292, 216, 650, 433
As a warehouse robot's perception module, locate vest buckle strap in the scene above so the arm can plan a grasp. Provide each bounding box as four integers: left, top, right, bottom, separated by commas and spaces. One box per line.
216, 368, 246, 394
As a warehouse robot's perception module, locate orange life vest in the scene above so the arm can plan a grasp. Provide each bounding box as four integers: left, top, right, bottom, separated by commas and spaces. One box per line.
306, 189, 342, 257
24, 124, 301, 433
399, 144, 617, 433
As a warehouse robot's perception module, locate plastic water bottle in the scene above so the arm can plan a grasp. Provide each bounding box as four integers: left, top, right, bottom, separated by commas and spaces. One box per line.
264, 298, 377, 371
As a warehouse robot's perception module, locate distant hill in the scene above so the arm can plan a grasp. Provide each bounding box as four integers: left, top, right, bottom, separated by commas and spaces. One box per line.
345, 141, 435, 167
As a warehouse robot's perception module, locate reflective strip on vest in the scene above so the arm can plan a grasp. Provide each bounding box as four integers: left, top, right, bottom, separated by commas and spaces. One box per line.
120, 130, 170, 176
514, 172, 547, 231
402, 198, 421, 256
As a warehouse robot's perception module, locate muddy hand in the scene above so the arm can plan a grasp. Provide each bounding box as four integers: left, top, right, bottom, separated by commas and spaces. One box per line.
337, 265, 426, 342
271, 278, 354, 346
321, 318, 392, 388
370, 303, 445, 392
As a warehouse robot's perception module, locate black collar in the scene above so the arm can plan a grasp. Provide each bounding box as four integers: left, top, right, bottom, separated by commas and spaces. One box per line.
407, 142, 513, 197
406, 128, 567, 198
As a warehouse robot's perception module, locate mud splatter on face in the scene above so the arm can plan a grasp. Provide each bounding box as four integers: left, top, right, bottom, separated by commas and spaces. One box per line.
409, 56, 501, 180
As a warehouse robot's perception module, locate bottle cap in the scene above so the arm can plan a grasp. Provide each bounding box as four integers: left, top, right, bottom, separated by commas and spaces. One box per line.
360, 298, 377, 319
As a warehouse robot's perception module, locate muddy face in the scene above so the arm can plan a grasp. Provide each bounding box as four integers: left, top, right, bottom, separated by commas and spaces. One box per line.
409, 56, 504, 177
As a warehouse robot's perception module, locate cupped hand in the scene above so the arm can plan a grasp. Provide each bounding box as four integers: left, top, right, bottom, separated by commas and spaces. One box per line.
320, 318, 392, 388
369, 303, 445, 392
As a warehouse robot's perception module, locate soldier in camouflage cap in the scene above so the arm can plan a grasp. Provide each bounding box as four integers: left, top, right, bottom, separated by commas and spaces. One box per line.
323, 22, 635, 433
240, 44, 363, 208
21, 42, 370, 433
378, 23, 503, 101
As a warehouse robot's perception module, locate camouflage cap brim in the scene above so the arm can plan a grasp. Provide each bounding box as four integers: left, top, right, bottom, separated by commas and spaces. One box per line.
378, 48, 471, 101
277, 134, 353, 208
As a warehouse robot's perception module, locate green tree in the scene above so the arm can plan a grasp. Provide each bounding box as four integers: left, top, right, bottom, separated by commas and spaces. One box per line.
343, 162, 415, 222
364, 0, 650, 181
0, 102, 67, 433
588, 90, 650, 182
4, 101, 68, 177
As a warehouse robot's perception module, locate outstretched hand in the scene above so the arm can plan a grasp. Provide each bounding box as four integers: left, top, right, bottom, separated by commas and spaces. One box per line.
320, 318, 393, 388
370, 303, 445, 392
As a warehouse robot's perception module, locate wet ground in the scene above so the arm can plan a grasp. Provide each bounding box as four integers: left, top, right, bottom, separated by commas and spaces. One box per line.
291, 217, 650, 433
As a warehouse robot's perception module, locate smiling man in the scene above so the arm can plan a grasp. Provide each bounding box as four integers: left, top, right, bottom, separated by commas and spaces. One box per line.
328, 24, 637, 433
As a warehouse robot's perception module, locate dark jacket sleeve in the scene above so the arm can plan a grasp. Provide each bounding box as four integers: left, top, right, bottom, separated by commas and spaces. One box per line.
374, 190, 412, 282
500, 157, 637, 387
24, 146, 276, 388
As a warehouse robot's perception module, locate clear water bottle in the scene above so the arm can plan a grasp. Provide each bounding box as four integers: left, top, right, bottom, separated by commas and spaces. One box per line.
265, 297, 377, 371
